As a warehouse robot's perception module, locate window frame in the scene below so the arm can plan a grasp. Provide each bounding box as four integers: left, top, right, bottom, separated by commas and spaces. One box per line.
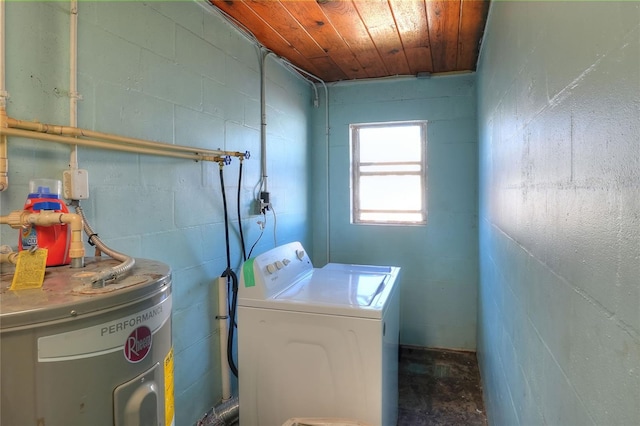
350, 120, 428, 226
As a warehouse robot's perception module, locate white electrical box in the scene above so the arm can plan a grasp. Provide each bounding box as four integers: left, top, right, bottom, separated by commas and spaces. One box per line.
62, 169, 89, 200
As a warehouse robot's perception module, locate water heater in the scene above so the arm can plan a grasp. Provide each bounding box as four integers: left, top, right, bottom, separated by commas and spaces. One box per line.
0, 257, 174, 426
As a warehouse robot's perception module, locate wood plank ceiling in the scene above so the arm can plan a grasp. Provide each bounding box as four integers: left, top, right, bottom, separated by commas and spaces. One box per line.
208, 0, 490, 83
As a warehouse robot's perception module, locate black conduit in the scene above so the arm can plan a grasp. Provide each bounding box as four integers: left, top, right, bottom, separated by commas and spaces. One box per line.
219, 166, 239, 378
220, 166, 231, 270
237, 160, 247, 262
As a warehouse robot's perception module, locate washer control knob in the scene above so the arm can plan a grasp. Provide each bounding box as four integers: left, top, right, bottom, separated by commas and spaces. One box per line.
266, 263, 277, 274
296, 250, 305, 260
275, 261, 284, 270
282, 258, 291, 266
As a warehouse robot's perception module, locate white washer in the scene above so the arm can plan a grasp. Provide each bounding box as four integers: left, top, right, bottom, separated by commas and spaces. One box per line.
238, 242, 401, 426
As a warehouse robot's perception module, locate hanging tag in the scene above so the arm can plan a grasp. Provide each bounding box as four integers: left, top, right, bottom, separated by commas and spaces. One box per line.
10, 248, 48, 290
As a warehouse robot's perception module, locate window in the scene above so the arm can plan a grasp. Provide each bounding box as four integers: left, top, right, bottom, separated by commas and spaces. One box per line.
350, 121, 427, 225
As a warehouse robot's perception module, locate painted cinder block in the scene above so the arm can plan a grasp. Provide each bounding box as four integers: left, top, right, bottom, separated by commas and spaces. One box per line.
2, 4, 310, 425
95, 2, 175, 60
478, 1, 640, 424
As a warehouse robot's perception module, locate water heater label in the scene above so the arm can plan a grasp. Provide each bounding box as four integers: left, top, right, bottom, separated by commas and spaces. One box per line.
164, 347, 175, 426
37, 295, 171, 362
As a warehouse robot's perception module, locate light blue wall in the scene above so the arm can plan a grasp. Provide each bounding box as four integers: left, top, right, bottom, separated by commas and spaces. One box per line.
311, 76, 478, 350
477, 2, 640, 425
0, 2, 311, 425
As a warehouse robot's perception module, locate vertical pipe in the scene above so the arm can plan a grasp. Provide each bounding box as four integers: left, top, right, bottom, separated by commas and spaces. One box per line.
217, 277, 232, 401
260, 50, 273, 193
69, 0, 77, 128
69, 0, 79, 169
0, 0, 5, 109
322, 83, 330, 264
0, 134, 7, 191
0, 0, 8, 192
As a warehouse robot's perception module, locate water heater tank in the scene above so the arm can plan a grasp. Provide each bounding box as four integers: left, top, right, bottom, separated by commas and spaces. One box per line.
0, 257, 174, 426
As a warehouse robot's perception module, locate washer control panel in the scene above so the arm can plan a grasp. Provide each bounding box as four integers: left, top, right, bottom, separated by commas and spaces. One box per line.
239, 241, 313, 301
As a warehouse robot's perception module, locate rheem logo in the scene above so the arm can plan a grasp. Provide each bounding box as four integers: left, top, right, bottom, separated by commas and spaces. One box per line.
124, 326, 152, 363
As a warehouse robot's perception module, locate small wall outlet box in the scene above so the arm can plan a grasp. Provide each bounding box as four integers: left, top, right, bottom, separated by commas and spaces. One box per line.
63, 169, 89, 200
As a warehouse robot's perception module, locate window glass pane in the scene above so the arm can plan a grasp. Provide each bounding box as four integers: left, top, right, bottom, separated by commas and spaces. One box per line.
360, 164, 421, 173
351, 121, 427, 225
360, 212, 424, 223
359, 125, 421, 163
359, 175, 422, 211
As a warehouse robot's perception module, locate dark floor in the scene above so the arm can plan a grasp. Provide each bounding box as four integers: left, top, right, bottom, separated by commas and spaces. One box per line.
206, 346, 487, 426
398, 345, 487, 426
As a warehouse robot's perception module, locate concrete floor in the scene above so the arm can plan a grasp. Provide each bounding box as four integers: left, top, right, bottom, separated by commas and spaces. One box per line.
204, 345, 487, 426
398, 346, 487, 426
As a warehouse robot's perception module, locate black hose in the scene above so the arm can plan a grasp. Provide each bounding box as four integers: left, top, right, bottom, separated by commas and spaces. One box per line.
222, 268, 239, 378
220, 167, 232, 270
219, 166, 239, 377
237, 161, 247, 262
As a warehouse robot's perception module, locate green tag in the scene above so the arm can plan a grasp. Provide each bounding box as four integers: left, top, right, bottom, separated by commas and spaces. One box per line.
243, 258, 256, 288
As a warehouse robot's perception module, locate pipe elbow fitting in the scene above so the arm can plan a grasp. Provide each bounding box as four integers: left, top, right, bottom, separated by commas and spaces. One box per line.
24, 211, 86, 263
60, 213, 85, 261
1, 251, 18, 265
3, 210, 29, 229
62, 212, 83, 229
0, 245, 17, 265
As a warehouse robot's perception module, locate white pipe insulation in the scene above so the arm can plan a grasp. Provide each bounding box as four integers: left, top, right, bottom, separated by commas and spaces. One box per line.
217, 276, 232, 402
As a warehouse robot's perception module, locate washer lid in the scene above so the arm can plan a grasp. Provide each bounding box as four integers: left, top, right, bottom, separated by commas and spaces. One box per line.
275, 268, 388, 307
239, 264, 400, 319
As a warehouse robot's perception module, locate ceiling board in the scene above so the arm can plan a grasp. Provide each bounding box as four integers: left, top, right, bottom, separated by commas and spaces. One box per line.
353, 0, 412, 76
209, 0, 490, 82
389, 0, 433, 74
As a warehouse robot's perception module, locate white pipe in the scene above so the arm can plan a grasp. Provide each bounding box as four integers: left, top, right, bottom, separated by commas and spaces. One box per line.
0, 134, 6, 192
69, 0, 79, 169
0, 245, 17, 265
1, 209, 85, 268
260, 50, 273, 193
0, 251, 17, 264
217, 276, 232, 401
0, 0, 7, 192
5, 114, 243, 159
69, 0, 78, 128
0, 0, 6, 109
321, 83, 330, 264
0, 126, 223, 162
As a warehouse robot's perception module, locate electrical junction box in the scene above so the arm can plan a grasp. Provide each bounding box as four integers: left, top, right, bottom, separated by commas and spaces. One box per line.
63, 169, 89, 200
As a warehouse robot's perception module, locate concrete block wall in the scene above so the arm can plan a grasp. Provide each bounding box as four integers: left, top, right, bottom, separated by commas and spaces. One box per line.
0, 2, 311, 425
477, 2, 640, 424
311, 76, 479, 350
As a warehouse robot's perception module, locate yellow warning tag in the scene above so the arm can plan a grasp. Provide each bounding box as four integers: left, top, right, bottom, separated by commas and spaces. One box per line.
164, 346, 175, 426
10, 249, 48, 290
